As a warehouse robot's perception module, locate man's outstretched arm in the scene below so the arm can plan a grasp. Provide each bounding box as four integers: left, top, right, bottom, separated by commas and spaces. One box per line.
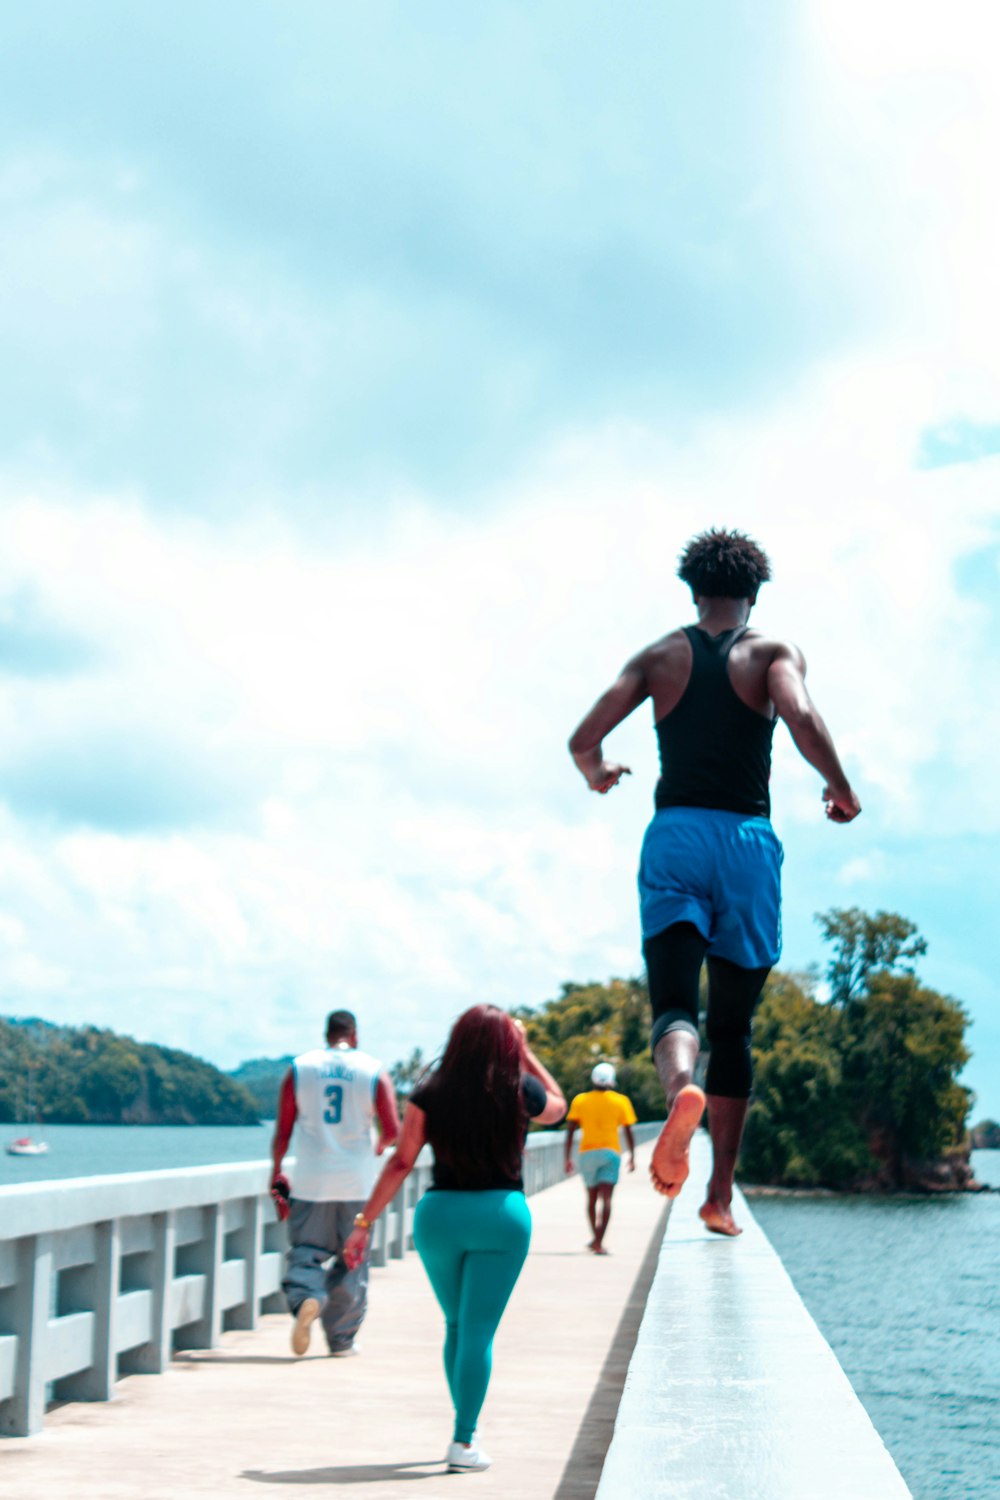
568, 659, 647, 793
767, 646, 861, 823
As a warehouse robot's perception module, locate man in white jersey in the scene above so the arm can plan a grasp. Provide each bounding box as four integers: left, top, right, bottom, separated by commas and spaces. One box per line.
271, 1009, 400, 1356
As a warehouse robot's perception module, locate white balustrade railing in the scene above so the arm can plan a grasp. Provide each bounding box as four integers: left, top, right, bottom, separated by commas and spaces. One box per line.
0, 1124, 662, 1437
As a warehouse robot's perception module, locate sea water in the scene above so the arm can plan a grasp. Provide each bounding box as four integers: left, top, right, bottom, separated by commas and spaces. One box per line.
752, 1150, 1000, 1500
0, 1120, 274, 1186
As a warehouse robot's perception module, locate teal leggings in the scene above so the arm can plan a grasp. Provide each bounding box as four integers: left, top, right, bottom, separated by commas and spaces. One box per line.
413, 1189, 532, 1444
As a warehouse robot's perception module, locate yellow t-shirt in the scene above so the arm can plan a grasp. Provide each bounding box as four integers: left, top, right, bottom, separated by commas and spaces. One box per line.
567, 1089, 638, 1153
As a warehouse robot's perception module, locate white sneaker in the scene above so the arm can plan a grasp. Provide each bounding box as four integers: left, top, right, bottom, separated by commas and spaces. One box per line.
446, 1440, 491, 1473
291, 1297, 321, 1356
329, 1342, 359, 1357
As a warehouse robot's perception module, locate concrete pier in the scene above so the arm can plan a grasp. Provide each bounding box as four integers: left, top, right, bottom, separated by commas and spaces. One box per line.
0, 1128, 613, 1438
1, 1134, 913, 1500
0, 1140, 667, 1499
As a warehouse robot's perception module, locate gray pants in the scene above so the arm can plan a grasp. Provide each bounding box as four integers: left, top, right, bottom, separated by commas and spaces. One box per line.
282, 1198, 369, 1353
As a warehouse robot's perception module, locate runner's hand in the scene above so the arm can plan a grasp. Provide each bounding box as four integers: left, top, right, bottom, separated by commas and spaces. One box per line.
823, 785, 861, 823
588, 762, 632, 794
565, 1160, 575, 1175
628, 1157, 636, 1173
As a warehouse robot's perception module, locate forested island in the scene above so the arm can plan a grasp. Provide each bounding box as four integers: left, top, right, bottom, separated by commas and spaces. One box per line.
517, 907, 979, 1193
971, 1119, 1000, 1149
0, 1017, 259, 1126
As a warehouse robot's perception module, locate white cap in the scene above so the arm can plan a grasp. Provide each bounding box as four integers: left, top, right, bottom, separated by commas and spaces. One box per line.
591, 1062, 616, 1088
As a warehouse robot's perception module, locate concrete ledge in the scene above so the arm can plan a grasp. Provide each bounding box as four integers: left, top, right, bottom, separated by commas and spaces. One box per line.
596, 1133, 912, 1500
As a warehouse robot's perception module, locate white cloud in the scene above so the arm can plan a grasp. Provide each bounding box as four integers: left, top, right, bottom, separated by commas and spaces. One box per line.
808, 1, 1000, 407
0, 342, 998, 1074
2, 5, 999, 1110
836, 852, 890, 888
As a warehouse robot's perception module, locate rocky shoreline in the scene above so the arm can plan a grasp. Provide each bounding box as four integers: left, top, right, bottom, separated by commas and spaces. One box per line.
742, 1141, 997, 1196
742, 1178, 995, 1199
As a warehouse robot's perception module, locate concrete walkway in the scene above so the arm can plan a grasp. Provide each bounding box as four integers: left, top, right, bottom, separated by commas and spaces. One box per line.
2, 1141, 669, 1500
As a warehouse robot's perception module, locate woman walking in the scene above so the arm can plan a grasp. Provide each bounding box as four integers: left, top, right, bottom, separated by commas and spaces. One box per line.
343, 1005, 565, 1473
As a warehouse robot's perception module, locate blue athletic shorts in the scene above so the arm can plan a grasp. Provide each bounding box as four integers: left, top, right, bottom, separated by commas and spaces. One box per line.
638, 806, 783, 969
578, 1148, 622, 1187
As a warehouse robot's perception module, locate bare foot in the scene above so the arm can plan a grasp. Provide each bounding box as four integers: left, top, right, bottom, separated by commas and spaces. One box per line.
592, 1244, 609, 1255
650, 1085, 706, 1198
699, 1199, 742, 1237
291, 1296, 321, 1356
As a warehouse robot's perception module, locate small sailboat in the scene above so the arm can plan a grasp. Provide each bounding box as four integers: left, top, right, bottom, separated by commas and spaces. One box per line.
5, 1068, 49, 1156
5, 1135, 49, 1156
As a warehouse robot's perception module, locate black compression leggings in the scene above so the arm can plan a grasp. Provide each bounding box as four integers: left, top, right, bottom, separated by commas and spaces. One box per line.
643, 922, 770, 1099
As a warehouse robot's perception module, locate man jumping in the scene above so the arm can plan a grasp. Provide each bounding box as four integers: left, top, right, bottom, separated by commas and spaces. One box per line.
568, 529, 861, 1235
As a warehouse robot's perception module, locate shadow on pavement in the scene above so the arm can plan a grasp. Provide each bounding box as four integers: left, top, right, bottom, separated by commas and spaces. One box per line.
241, 1462, 442, 1484
174, 1353, 301, 1366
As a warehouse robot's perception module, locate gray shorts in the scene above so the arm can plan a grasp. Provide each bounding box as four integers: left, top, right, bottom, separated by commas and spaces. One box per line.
281, 1198, 368, 1353
578, 1148, 621, 1187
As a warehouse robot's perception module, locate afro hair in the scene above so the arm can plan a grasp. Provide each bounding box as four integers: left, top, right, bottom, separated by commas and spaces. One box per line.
677, 528, 772, 599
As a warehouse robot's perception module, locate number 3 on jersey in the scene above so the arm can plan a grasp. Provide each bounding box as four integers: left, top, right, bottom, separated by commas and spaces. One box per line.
324, 1083, 343, 1125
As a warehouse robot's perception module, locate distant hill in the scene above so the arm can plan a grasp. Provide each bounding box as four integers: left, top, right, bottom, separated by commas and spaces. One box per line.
971, 1119, 1000, 1150
0, 1016, 259, 1126
228, 1055, 294, 1119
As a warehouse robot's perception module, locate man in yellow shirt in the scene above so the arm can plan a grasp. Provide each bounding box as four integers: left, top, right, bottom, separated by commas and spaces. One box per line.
564, 1064, 637, 1254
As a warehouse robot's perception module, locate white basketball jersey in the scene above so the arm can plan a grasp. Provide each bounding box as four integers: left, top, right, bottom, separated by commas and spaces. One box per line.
291, 1045, 382, 1201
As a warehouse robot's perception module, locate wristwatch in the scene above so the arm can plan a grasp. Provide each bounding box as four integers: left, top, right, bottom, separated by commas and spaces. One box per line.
353, 1212, 372, 1231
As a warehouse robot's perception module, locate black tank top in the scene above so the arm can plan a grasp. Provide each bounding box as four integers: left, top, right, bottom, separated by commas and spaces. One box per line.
654, 626, 775, 818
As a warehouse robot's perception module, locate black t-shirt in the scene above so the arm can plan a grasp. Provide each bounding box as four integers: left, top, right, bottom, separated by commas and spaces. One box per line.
410, 1072, 547, 1191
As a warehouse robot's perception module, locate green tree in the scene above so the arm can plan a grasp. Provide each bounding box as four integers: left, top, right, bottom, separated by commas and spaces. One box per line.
390, 1047, 428, 1097
515, 977, 662, 1120
816, 906, 927, 1005
743, 910, 971, 1189
741, 972, 873, 1186
850, 970, 970, 1172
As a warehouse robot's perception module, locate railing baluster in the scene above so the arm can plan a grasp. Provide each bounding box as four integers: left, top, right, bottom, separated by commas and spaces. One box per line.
184, 1203, 223, 1349
1, 1233, 53, 1437
57, 1220, 119, 1404
227, 1195, 262, 1331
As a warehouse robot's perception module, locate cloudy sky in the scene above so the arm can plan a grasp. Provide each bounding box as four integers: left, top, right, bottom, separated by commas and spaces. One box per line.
1, 2, 999, 1115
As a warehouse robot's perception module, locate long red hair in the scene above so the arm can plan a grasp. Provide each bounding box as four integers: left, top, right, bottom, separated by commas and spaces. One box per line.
418, 1005, 525, 1187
